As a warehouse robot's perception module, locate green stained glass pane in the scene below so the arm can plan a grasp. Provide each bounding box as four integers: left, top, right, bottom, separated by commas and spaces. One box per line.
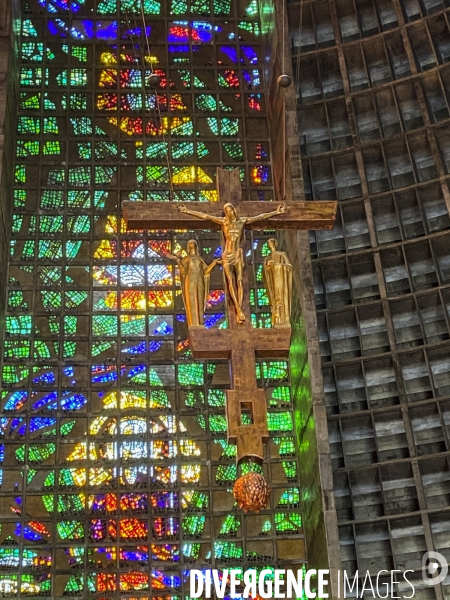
16, 140, 39, 156
64, 576, 84, 594
92, 315, 118, 337
7, 290, 26, 310
15, 165, 26, 183
56, 71, 67, 86
214, 541, 242, 560
257, 361, 288, 381
183, 515, 205, 537
14, 190, 26, 208
4, 340, 31, 360
191, 0, 210, 12
97, 0, 116, 12
207, 389, 225, 407
43, 94, 56, 110
16, 443, 55, 464
239, 21, 260, 35
39, 240, 63, 260
6, 315, 32, 335
41, 190, 64, 210
67, 215, 91, 234
2, 365, 29, 385
47, 169, 65, 185
59, 69, 87, 87
246, 0, 258, 15
257, 287, 269, 305
178, 71, 190, 87
207, 117, 219, 135
207, 117, 239, 136
221, 117, 239, 136
197, 141, 209, 157
123, 0, 161, 11
34, 340, 51, 359
267, 412, 293, 432
272, 386, 291, 404
189, 491, 209, 510
273, 437, 295, 456
219, 100, 232, 111
72, 47, 87, 62
219, 514, 240, 537
43, 140, 61, 155
182, 543, 200, 559
196, 94, 217, 112
12, 215, 24, 234
137, 165, 169, 184
22, 42, 44, 61
77, 142, 91, 159
216, 463, 236, 483
145, 142, 168, 159
94, 190, 108, 208
22, 19, 38, 36
147, 389, 168, 408
48, 316, 60, 335
43, 117, 58, 134
95, 141, 119, 159
171, 119, 194, 136
277, 488, 300, 508
20, 93, 40, 110
217, 440, 236, 459
18, 116, 40, 134
172, 141, 194, 160
38, 267, 62, 286
20, 67, 44, 86
67, 190, 89, 208
57, 521, 84, 540
56, 494, 85, 515
212, 0, 231, 13
69, 167, 90, 186
68, 93, 87, 110
41, 291, 62, 311
91, 340, 113, 356
178, 363, 204, 385
170, 0, 186, 13
208, 414, 227, 433
95, 166, 117, 183
282, 461, 298, 483
223, 142, 243, 160
64, 316, 77, 335
40, 215, 63, 234
193, 75, 207, 89
121, 315, 146, 336
63, 341, 76, 358
66, 291, 88, 308
70, 117, 93, 135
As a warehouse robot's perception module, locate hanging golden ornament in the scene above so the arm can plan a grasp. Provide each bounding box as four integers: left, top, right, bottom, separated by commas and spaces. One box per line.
233, 472, 271, 513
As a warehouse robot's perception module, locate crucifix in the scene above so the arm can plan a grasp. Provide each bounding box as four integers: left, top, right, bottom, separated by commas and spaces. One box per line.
123, 168, 337, 512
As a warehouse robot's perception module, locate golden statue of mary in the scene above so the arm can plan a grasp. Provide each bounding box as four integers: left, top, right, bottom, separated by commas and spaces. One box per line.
168, 239, 220, 327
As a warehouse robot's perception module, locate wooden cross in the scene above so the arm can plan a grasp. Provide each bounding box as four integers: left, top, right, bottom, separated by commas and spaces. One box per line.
123, 169, 337, 466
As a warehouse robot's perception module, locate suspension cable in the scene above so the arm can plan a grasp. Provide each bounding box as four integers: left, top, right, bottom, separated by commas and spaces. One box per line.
137, 0, 174, 200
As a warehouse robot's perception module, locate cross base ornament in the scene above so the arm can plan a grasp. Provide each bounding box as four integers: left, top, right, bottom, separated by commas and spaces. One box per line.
123, 168, 337, 511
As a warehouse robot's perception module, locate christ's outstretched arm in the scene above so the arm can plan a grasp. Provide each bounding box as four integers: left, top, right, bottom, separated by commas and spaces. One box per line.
177, 204, 224, 226
244, 204, 287, 225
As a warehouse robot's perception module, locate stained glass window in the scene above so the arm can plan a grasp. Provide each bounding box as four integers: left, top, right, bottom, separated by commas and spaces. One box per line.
3, 0, 306, 595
